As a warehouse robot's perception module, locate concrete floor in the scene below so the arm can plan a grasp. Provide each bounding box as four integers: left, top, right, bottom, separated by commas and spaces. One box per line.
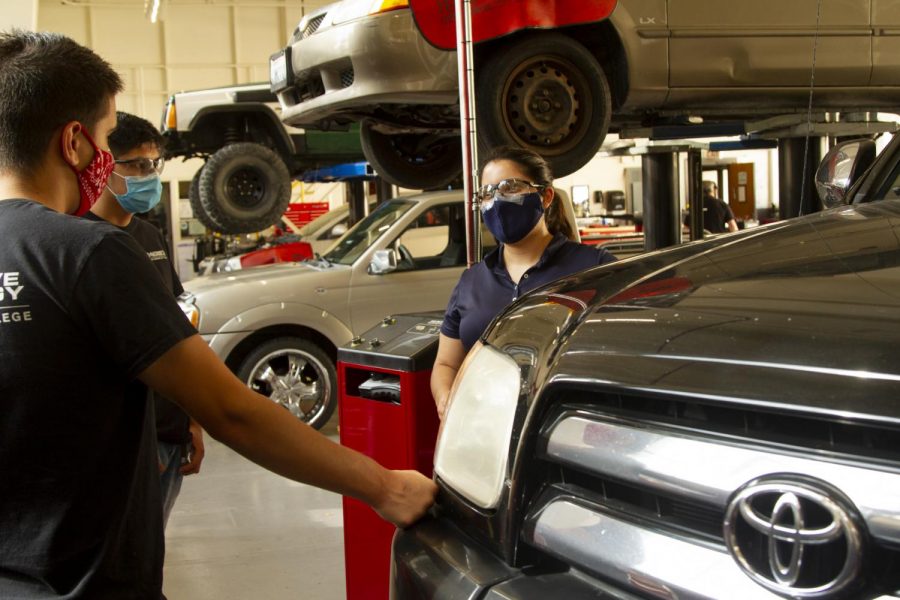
162, 417, 347, 600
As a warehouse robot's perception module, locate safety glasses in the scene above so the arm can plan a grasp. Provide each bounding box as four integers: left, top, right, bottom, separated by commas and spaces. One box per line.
115, 156, 165, 176
476, 178, 543, 210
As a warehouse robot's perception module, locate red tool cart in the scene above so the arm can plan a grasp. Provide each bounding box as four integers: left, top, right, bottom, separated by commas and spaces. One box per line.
337, 312, 443, 600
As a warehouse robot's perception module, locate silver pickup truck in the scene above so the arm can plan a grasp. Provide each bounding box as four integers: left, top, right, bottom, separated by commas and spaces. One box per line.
179, 190, 486, 429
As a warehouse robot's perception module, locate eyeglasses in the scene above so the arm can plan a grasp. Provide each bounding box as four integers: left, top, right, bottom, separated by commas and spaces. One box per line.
476, 178, 543, 210
115, 156, 165, 175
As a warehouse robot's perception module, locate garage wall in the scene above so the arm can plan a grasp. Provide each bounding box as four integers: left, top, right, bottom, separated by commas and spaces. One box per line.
0, 1, 39, 30
37, 0, 330, 125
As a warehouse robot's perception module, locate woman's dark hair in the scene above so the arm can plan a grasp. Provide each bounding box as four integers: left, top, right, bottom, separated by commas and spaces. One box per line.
480, 145, 576, 240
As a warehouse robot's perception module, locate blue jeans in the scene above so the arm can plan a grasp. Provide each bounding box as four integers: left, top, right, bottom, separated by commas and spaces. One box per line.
158, 442, 184, 528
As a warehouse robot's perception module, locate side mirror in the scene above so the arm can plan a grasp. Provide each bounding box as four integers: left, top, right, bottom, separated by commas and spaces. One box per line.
815, 139, 877, 208
368, 249, 398, 275
329, 223, 348, 238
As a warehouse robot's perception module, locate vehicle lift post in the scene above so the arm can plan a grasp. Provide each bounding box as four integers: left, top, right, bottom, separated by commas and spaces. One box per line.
686, 148, 704, 241
778, 136, 822, 218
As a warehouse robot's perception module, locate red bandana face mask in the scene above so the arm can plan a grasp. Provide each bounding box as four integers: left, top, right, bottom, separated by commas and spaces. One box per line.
63, 127, 115, 216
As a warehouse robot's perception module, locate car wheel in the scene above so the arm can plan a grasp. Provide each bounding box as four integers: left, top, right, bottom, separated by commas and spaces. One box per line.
237, 337, 336, 430
189, 167, 222, 233
476, 33, 611, 178
199, 142, 292, 235
360, 122, 462, 189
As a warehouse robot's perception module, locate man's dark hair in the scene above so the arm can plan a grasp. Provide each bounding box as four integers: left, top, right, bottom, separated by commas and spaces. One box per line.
0, 30, 123, 174
109, 112, 164, 157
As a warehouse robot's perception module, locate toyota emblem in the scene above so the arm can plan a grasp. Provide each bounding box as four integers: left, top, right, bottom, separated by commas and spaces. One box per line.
723, 477, 864, 597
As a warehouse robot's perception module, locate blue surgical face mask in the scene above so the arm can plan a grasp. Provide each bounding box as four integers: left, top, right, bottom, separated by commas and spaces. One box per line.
481, 191, 544, 244
109, 172, 163, 214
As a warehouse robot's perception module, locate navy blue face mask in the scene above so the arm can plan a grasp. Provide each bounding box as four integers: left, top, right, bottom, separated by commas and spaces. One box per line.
481, 191, 544, 244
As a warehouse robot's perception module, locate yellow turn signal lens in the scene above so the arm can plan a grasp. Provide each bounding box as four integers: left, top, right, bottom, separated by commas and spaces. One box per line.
164, 97, 177, 131
369, 0, 409, 15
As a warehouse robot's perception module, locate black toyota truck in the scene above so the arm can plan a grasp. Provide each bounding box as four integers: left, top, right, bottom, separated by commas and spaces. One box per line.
391, 133, 900, 599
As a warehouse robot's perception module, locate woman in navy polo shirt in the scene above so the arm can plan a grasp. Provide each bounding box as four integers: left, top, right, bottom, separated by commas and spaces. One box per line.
431, 146, 617, 418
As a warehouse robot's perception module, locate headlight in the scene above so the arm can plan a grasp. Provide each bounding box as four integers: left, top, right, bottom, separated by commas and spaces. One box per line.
433, 344, 521, 509
177, 292, 200, 329
369, 0, 408, 15
331, 0, 408, 26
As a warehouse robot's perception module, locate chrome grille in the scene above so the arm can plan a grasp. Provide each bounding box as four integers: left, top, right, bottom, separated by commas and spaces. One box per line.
557, 389, 900, 464
518, 394, 900, 599
340, 68, 355, 88
302, 13, 326, 39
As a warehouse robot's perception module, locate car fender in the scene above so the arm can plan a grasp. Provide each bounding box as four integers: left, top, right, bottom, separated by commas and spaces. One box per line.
409, 0, 617, 50
208, 300, 354, 360
189, 104, 297, 156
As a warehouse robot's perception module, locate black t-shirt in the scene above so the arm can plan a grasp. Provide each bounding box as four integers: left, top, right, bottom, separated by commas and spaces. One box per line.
684, 195, 736, 234
0, 199, 196, 598
83, 212, 191, 445
702, 196, 735, 233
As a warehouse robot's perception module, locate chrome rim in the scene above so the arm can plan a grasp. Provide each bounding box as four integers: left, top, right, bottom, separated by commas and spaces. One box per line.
245, 348, 331, 424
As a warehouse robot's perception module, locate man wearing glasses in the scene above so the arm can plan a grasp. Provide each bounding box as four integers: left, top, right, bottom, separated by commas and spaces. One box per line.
85, 112, 205, 527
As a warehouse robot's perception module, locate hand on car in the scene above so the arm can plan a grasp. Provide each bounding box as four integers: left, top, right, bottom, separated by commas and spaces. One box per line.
180, 421, 206, 476
373, 470, 438, 528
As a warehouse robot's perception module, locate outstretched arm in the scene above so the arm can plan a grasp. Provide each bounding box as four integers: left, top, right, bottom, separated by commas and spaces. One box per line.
139, 335, 437, 527
431, 333, 467, 420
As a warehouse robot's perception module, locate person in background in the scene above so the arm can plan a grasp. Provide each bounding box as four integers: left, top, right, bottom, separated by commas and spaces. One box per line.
85, 111, 204, 527
431, 146, 618, 419
0, 30, 435, 599
689, 180, 739, 234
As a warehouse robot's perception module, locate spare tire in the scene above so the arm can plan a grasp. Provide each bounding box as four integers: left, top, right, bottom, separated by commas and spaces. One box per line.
360, 122, 462, 190
475, 33, 611, 178
199, 142, 291, 234
188, 167, 222, 232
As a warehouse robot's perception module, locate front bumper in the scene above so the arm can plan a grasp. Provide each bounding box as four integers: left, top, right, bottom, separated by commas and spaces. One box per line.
275, 9, 458, 127
391, 517, 636, 600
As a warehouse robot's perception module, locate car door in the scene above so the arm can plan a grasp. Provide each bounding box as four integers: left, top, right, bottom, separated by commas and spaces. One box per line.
347, 202, 474, 333
666, 0, 872, 93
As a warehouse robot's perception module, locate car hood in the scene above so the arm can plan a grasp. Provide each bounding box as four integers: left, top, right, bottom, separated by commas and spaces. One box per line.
487, 200, 900, 422
184, 260, 351, 334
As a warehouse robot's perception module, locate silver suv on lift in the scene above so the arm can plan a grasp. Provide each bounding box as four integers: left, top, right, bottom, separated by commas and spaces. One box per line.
161, 82, 363, 234
271, 0, 900, 190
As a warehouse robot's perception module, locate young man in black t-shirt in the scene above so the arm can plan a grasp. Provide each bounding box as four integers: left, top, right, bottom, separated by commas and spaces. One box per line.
0, 31, 435, 599
85, 112, 205, 528
690, 181, 738, 234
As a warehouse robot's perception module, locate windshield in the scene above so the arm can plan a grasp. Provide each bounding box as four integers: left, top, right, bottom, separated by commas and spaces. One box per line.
323, 199, 416, 265
298, 205, 347, 236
